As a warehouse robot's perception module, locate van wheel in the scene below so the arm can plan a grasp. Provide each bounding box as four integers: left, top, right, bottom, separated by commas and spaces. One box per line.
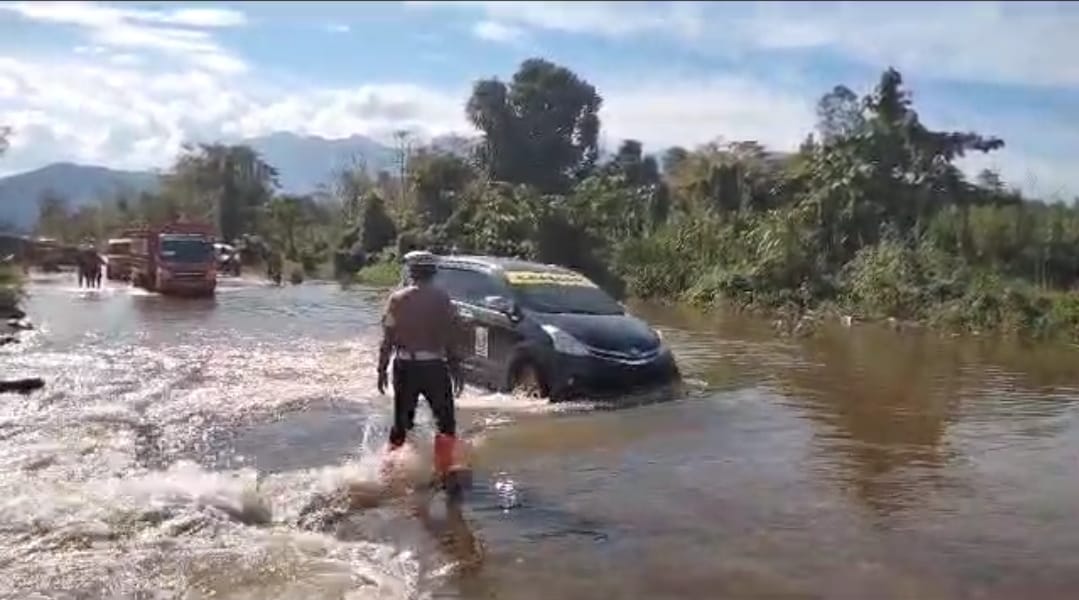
511, 362, 546, 399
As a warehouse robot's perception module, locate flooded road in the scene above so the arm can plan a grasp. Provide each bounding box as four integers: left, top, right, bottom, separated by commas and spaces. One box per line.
3, 273, 1079, 599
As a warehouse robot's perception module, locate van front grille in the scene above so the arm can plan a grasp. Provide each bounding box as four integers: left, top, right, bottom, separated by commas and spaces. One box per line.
587, 345, 661, 364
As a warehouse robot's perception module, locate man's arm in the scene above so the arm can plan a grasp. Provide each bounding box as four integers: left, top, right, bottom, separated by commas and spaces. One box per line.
378, 295, 397, 376
443, 296, 465, 395
444, 296, 464, 363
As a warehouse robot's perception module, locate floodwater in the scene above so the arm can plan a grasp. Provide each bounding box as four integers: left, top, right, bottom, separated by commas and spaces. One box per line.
3, 272, 1079, 599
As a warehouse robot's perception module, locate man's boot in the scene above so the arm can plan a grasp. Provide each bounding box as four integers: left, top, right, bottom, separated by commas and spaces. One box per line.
434, 433, 455, 478
434, 434, 472, 497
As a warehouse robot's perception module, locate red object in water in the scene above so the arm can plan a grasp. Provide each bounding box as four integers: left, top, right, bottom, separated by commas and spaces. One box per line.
434, 433, 456, 476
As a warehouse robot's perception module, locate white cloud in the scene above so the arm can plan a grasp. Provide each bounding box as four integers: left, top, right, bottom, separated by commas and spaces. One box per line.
161, 8, 247, 28
959, 148, 1078, 202
0, 2, 247, 28
107, 53, 142, 67
411, 1, 1079, 89
738, 2, 1079, 89
472, 20, 526, 44
599, 77, 816, 153
0, 55, 472, 178
410, 1, 704, 39
326, 23, 350, 34
0, 1, 248, 74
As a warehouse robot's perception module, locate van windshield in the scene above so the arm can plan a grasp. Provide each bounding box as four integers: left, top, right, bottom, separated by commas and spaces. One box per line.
511, 279, 623, 315
160, 236, 212, 263
107, 241, 131, 255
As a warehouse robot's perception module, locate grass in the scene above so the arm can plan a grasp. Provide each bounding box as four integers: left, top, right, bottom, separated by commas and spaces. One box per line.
352, 260, 400, 287
0, 265, 23, 316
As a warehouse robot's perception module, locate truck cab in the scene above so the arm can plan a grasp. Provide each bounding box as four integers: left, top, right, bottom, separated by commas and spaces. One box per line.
105, 237, 133, 281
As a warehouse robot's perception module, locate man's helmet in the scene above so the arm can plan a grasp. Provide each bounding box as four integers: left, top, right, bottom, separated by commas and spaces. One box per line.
403, 250, 438, 279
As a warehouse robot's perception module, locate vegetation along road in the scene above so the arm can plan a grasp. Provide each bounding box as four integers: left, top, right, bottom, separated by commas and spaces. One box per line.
13, 58, 1079, 343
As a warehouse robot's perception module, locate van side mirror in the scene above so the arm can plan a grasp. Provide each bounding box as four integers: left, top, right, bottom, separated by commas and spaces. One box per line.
483, 295, 519, 319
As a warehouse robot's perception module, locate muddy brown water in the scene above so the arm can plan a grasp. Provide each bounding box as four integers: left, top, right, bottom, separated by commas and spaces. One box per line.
2, 273, 1079, 599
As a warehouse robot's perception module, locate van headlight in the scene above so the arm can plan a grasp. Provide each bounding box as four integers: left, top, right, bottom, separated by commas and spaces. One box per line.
541, 324, 590, 356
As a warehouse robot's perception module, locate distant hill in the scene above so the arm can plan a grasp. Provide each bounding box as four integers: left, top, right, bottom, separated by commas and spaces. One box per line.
242, 131, 478, 192
0, 163, 159, 231
243, 132, 398, 193
0, 131, 479, 231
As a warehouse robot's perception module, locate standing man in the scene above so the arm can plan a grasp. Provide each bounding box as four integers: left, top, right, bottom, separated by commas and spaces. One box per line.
377, 250, 465, 488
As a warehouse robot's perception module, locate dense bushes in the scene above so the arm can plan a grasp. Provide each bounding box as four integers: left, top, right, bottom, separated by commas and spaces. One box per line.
333, 61, 1079, 342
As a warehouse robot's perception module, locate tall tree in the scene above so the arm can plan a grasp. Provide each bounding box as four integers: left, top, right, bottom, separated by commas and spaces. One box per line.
329, 154, 373, 224
815, 85, 865, 143
356, 191, 397, 254
164, 144, 278, 242
607, 139, 661, 186
409, 148, 476, 228
36, 190, 70, 240
467, 58, 602, 193
801, 68, 1004, 260
265, 195, 307, 259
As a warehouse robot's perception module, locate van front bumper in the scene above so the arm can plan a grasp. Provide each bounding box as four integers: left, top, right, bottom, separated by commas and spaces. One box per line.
542, 346, 680, 400
159, 277, 216, 296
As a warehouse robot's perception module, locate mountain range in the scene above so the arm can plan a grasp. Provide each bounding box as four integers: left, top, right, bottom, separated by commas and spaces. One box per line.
0, 131, 477, 231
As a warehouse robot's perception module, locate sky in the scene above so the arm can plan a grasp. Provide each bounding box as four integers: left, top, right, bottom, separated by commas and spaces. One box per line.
0, 1, 1077, 199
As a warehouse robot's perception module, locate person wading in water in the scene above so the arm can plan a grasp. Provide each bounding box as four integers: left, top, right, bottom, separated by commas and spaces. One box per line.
377, 250, 466, 492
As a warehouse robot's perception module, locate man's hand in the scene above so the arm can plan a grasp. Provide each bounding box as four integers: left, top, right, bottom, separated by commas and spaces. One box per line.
377, 369, 388, 395
449, 360, 464, 397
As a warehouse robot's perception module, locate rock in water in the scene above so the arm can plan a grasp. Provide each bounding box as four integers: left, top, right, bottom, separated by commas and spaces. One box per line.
0, 378, 45, 394
1, 308, 25, 320
6, 318, 32, 331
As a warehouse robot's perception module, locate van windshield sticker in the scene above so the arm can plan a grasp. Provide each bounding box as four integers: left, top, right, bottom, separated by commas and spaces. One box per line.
505, 271, 597, 287
474, 326, 489, 358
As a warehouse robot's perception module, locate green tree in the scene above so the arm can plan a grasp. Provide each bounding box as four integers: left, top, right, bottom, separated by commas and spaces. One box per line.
36, 190, 70, 240
605, 140, 660, 187
661, 146, 690, 176
329, 155, 374, 224
265, 195, 308, 259
356, 191, 397, 254
467, 58, 602, 193
446, 181, 541, 258
164, 143, 278, 241
665, 140, 793, 217
799, 68, 1004, 261
409, 149, 476, 228
815, 85, 865, 143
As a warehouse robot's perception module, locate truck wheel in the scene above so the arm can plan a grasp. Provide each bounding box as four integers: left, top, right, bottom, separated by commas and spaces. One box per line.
510, 362, 547, 399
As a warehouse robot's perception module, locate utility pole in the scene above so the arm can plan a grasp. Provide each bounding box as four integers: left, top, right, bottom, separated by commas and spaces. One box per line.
393, 129, 411, 218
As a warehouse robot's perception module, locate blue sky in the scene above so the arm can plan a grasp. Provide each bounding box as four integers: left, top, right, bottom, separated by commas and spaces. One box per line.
1, 1, 1077, 199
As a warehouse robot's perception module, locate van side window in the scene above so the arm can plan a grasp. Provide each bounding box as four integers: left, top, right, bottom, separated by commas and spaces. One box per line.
434, 268, 504, 304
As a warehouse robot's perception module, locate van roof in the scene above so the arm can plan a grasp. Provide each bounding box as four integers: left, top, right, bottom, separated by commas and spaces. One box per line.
435, 254, 580, 275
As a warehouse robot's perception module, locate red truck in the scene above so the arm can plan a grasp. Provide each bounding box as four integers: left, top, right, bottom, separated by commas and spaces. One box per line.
125, 222, 217, 297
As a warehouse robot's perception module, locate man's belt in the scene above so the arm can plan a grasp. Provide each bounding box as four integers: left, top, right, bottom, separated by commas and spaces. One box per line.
394, 349, 446, 361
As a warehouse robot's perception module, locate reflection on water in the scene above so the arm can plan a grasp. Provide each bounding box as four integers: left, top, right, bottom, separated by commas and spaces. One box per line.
3, 275, 1079, 598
